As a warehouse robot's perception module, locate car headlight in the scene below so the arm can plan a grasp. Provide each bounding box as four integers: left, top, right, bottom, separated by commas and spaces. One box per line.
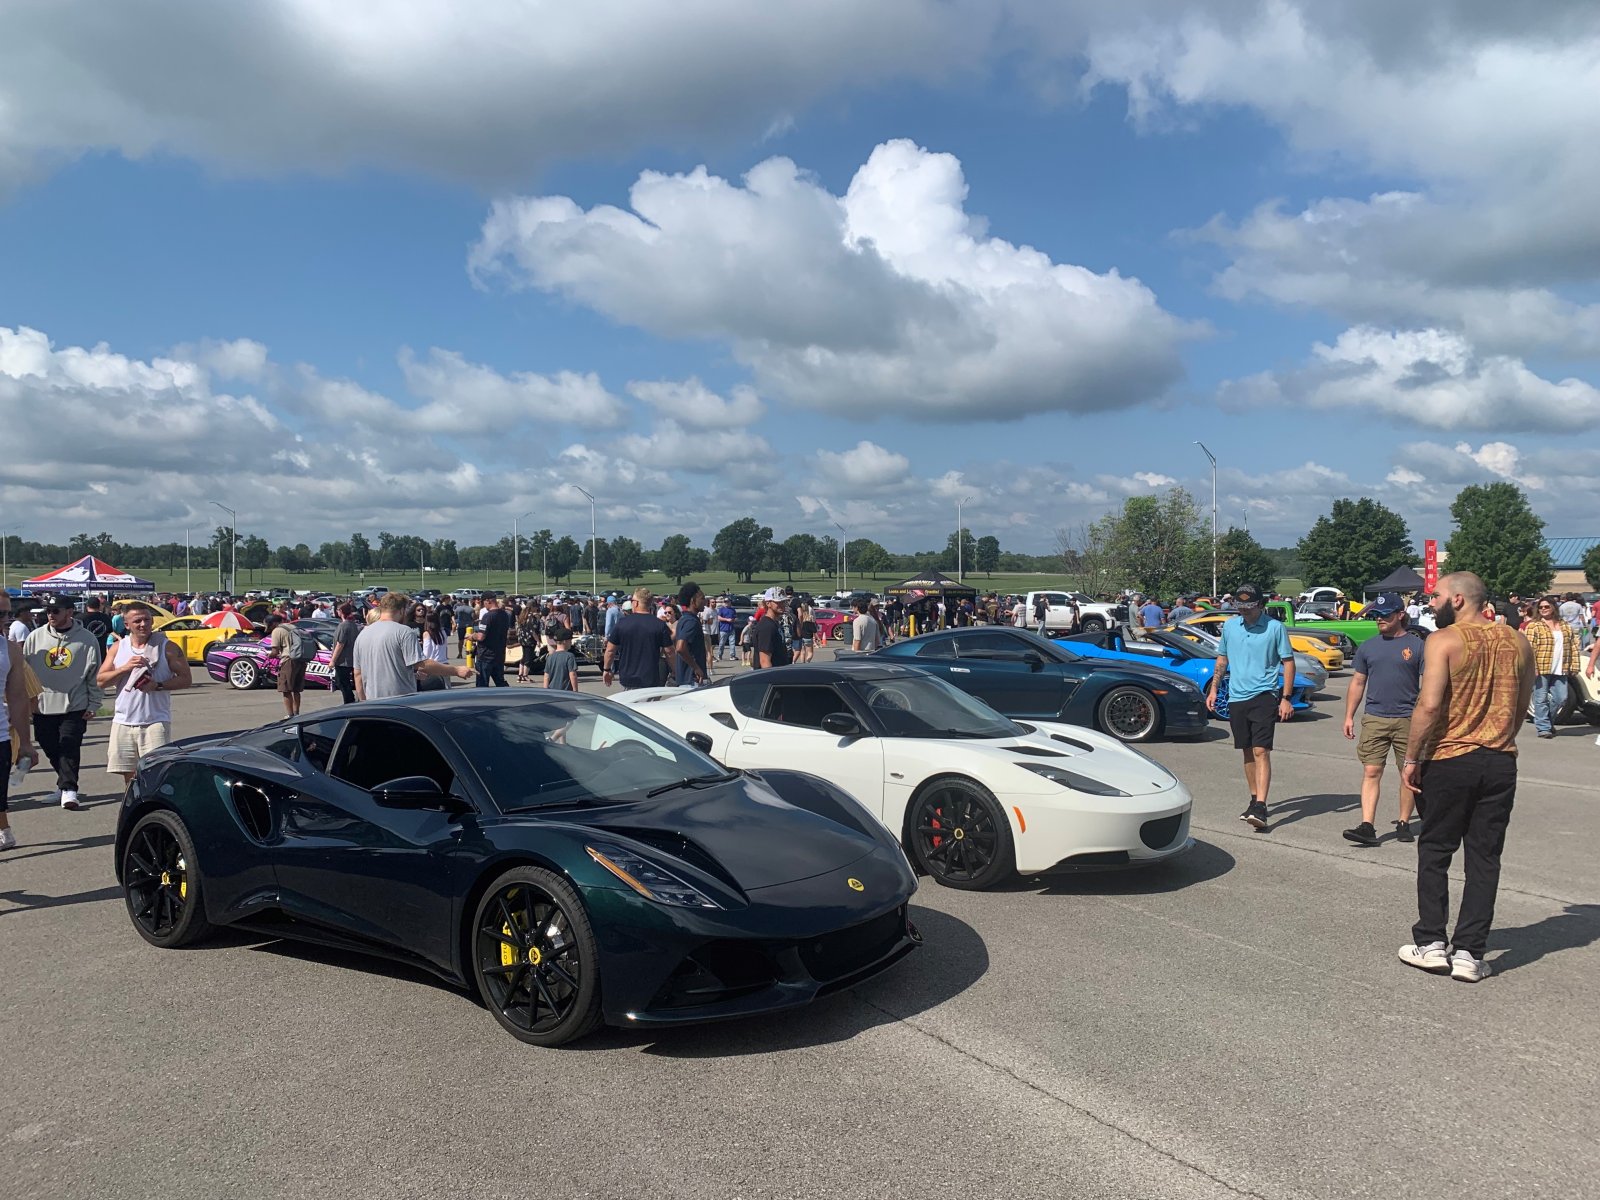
585, 844, 721, 908
1016, 762, 1130, 797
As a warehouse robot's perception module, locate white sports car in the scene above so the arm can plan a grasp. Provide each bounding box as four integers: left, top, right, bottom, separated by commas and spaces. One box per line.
612, 662, 1193, 890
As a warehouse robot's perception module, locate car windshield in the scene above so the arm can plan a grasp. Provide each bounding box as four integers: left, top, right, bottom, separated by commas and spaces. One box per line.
448, 699, 730, 811
1153, 631, 1216, 659
848, 675, 1021, 739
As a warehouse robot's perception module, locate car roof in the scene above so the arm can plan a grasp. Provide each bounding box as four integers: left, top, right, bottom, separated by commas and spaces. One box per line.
736, 660, 933, 684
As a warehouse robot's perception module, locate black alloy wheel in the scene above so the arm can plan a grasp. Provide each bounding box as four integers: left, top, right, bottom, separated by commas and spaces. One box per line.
1097, 685, 1161, 743
472, 867, 602, 1047
122, 810, 214, 948
906, 776, 1015, 890
226, 657, 259, 690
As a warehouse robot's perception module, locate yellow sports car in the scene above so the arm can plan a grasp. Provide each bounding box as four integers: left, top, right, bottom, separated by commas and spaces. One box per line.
1168, 613, 1346, 671
153, 615, 253, 663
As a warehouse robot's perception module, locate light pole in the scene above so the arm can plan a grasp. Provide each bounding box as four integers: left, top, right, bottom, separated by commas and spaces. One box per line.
833, 521, 847, 594
419, 540, 427, 592
956, 494, 974, 581
1194, 442, 1217, 598
210, 502, 237, 594
0, 524, 17, 590
512, 510, 532, 597
572, 486, 597, 597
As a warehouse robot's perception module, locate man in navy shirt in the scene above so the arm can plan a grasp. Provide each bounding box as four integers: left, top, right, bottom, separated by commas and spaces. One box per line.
674, 583, 709, 686
1342, 593, 1426, 846
604, 586, 671, 690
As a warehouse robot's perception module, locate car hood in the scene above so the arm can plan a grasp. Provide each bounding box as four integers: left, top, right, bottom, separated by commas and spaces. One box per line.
1078, 657, 1200, 689
998, 721, 1181, 797
541, 775, 879, 892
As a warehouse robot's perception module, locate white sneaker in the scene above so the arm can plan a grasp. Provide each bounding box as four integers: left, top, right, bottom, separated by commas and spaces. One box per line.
1450, 950, 1492, 982
0, 827, 15, 851
59, 790, 82, 811
1398, 941, 1451, 974
7, 752, 34, 789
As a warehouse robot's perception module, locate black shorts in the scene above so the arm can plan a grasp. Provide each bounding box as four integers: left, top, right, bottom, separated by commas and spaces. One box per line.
1228, 692, 1280, 750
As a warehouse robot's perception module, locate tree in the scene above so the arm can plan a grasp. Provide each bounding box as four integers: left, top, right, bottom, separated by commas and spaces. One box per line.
712, 517, 772, 583
659, 534, 695, 584
318, 540, 349, 574
779, 533, 820, 581
1584, 544, 1600, 591
431, 538, 459, 573
611, 536, 644, 584
1442, 482, 1553, 598
940, 527, 978, 576
549, 535, 582, 582
1296, 498, 1415, 598
1099, 488, 1206, 598
974, 535, 1000, 577
1215, 527, 1278, 595
347, 532, 372, 572
848, 538, 893, 579
1055, 522, 1112, 595
240, 534, 270, 581
586, 536, 611, 573
815, 534, 840, 577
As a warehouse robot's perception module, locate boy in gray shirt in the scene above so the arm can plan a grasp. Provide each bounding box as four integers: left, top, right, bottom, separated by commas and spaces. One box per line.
543, 626, 579, 692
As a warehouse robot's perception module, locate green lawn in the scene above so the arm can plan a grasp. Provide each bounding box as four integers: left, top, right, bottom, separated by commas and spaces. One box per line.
3, 564, 1083, 599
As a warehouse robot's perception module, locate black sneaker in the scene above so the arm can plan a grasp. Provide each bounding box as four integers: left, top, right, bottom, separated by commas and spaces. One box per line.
1241, 801, 1269, 830
1342, 821, 1379, 846
1392, 820, 1414, 843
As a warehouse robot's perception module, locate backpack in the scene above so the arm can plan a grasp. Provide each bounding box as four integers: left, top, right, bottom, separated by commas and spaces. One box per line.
282, 624, 318, 662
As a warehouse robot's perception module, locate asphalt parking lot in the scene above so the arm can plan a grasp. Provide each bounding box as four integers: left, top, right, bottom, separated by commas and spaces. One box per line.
4, 650, 1598, 1200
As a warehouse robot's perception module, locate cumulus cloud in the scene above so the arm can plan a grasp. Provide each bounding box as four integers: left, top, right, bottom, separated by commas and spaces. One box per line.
470, 139, 1197, 420
613, 421, 772, 474
814, 441, 912, 490
0, 0, 1003, 188
626, 378, 764, 429
399, 347, 627, 430
1219, 327, 1600, 431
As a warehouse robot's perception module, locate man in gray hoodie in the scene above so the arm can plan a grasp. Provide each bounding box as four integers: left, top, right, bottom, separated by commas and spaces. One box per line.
24, 599, 104, 810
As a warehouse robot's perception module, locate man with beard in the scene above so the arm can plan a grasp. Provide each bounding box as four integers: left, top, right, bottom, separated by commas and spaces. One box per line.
1398, 572, 1533, 983
23, 599, 104, 811
471, 595, 512, 687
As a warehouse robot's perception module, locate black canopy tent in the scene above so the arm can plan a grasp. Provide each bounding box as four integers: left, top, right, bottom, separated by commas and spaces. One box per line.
1366, 565, 1425, 595
882, 569, 978, 632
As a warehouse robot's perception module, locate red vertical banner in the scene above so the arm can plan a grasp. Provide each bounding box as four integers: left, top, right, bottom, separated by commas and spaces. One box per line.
1424, 539, 1438, 592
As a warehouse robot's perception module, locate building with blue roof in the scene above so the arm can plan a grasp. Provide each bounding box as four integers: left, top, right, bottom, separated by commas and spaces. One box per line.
1546, 538, 1600, 589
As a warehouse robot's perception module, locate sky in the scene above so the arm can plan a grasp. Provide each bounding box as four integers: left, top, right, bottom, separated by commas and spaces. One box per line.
2, 0, 1598, 557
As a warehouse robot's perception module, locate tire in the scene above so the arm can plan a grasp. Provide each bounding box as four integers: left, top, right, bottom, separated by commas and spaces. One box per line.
121, 810, 215, 948
1080, 617, 1106, 634
471, 866, 603, 1047
904, 776, 1015, 890
1096, 684, 1162, 743
226, 657, 260, 690
831, 623, 849, 641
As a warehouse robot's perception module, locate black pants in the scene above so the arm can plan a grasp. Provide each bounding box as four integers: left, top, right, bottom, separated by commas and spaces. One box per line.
33, 710, 88, 792
334, 665, 357, 704
1413, 749, 1516, 957
475, 653, 508, 688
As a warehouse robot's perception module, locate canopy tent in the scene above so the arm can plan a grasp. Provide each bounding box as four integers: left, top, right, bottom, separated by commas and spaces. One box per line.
1365, 565, 1425, 595
21, 555, 155, 593
881, 569, 979, 601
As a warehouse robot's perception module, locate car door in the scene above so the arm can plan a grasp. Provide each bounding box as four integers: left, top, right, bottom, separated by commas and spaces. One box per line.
721, 681, 887, 816
949, 631, 1067, 718
273, 715, 477, 971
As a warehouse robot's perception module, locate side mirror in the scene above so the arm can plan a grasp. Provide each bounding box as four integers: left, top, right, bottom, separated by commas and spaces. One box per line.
685, 731, 714, 754
820, 712, 864, 738
372, 775, 459, 810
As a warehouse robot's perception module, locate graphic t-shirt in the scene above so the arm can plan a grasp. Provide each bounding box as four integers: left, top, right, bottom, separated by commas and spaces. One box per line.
476, 608, 511, 655
1350, 632, 1425, 718
751, 615, 790, 668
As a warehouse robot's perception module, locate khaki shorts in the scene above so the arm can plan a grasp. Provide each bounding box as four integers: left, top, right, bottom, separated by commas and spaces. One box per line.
1357, 714, 1410, 768
107, 721, 171, 774
278, 657, 308, 694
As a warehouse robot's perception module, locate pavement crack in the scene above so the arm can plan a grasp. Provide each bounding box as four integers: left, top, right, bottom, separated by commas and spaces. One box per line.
851, 992, 1274, 1200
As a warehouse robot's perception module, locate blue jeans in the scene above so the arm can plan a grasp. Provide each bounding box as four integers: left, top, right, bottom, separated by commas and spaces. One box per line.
1531, 673, 1567, 734
716, 629, 735, 659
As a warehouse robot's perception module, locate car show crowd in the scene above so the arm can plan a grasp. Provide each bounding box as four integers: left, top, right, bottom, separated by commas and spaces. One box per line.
3, 560, 1596, 998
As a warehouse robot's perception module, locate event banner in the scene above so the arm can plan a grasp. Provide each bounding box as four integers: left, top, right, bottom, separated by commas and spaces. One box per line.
1424, 540, 1438, 592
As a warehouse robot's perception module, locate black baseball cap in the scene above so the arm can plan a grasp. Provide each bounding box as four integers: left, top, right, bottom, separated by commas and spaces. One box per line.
1234, 584, 1264, 604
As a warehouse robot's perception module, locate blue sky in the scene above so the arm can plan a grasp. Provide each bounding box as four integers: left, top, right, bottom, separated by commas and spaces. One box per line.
2, 2, 1597, 556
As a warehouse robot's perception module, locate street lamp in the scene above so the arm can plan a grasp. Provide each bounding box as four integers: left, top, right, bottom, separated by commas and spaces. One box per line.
833, 521, 847, 594
1194, 442, 1217, 598
512, 510, 532, 597
956, 494, 974, 581
210, 501, 237, 594
572, 486, 597, 597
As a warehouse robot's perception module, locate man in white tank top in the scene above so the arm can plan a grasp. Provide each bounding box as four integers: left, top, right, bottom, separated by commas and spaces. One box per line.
95, 604, 192, 786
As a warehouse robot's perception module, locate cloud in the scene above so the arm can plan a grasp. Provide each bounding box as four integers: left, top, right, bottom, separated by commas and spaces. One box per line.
398, 347, 627, 430
0, 0, 1003, 188
470, 139, 1197, 420
613, 420, 772, 474
625, 378, 764, 429
814, 441, 912, 490
1218, 327, 1600, 431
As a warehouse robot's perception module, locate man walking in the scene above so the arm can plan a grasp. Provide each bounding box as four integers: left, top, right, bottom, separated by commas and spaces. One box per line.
353, 593, 471, 700
96, 604, 191, 788
471, 595, 512, 687
750, 589, 792, 670
1524, 596, 1580, 739
266, 615, 313, 718
23, 599, 103, 810
1398, 572, 1534, 982
603, 587, 670, 689
1204, 583, 1295, 830
1340, 593, 1425, 846
850, 597, 881, 653
328, 603, 362, 704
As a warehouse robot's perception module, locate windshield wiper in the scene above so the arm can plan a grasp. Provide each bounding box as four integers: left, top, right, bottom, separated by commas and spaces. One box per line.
646, 772, 735, 798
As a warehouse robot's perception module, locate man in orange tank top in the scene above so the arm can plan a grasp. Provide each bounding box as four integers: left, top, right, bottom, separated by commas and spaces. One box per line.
1398, 572, 1533, 983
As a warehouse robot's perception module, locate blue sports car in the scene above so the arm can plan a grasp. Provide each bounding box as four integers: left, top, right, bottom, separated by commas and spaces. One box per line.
1059, 628, 1315, 716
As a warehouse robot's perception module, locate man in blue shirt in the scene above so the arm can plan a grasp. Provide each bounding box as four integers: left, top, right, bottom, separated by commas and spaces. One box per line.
1340, 593, 1425, 846
1138, 597, 1165, 633
1204, 583, 1296, 829
714, 595, 737, 661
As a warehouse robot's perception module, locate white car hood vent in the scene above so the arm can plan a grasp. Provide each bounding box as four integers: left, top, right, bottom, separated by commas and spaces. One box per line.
1004, 745, 1069, 758
1049, 733, 1096, 753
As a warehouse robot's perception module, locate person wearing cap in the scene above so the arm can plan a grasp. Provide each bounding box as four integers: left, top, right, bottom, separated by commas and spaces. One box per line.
750, 588, 793, 670
1204, 583, 1295, 830
1340, 592, 1425, 846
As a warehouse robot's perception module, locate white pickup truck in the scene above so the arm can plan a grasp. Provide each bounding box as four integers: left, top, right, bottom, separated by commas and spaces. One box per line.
1021, 590, 1126, 635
